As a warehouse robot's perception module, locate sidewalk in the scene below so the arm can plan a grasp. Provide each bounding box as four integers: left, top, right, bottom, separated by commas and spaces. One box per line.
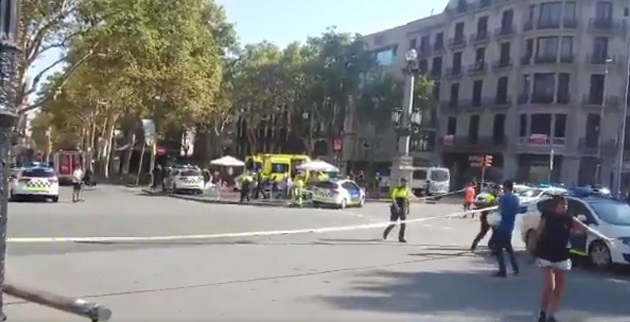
141, 189, 290, 207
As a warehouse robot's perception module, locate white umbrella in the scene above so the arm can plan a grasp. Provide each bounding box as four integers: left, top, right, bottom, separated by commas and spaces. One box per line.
296, 160, 338, 172
210, 155, 245, 167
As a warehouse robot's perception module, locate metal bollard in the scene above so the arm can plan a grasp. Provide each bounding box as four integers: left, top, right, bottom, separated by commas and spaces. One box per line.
3, 283, 112, 321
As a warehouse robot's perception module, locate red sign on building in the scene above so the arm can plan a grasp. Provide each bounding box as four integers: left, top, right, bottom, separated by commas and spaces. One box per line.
443, 135, 454, 146
332, 138, 342, 152
528, 134, 549, 145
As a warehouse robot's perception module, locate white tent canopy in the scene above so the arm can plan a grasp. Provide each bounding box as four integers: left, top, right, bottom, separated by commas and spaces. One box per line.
210, 155, 245, 167
296, 159, 338, 172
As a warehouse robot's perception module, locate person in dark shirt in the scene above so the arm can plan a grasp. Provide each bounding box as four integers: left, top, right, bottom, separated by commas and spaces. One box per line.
489, 180, 520, 278
534, 195, 585, 322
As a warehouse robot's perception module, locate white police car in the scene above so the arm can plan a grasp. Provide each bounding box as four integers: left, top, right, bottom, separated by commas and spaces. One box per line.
9, 166, 59, 202
162, 165, 204, 194
310, 179, 365, 209
519, 191, 630, 269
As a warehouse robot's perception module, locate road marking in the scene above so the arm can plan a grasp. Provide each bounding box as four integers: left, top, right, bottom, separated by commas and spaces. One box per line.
7, 206, 494, 244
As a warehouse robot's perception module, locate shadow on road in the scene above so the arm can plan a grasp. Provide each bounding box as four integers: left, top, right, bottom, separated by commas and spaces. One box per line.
314, 252, 630, 321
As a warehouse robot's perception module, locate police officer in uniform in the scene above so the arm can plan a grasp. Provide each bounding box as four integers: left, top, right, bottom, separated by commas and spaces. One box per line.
383, 178, 410, 243
470, 184, 501, 252
240, 172, 253, 202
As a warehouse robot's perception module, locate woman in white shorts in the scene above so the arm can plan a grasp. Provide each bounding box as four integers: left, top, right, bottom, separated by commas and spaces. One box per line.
533, 195, 585, 322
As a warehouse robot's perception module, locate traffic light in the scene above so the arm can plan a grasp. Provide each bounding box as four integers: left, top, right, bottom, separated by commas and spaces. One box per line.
484, 155, 493, 168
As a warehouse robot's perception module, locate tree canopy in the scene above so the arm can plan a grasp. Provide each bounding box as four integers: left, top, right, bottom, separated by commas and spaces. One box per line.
28, 1, 434, 175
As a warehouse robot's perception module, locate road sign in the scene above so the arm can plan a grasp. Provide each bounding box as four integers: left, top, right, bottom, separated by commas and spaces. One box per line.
469, 155, 483, 167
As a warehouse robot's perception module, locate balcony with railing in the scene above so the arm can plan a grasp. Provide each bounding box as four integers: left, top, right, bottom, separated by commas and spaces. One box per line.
494, 25, 515, 39
537, 18, 561, 29
578, 137, 617, 156
469, 32, 490, 45
563, 16, 578, 29
581, 94, 621, 111
534, 54, 557, 64
588, 17, 627, 34
445, 66, 463, 79
530, 92, 554, 104
490, 96, 511, 110
467, 61, 487, 76
441, 135, 507, 152
448, 36, 467, 50
458, 99, 475, 110
516, 134, 567, 154
492, 58, 512, 71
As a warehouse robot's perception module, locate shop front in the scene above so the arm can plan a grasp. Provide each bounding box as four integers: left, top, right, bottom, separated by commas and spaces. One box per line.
442, 152, 504, 189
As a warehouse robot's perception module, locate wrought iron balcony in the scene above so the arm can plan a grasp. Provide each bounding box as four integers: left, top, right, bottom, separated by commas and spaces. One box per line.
469, 32, 490, 45
588, 17, 627, 34
494, 26, 515, 39
441, 135, 507, 151
490, 96, 511, 110
467, 62, 487, 76
586, 54, 624, 66
530, 92, 554, 104
492, 59, 513, 71
582, 95, 621, 110
563, 17, 577, 29
448, 37, 467, 50
534, 54, 557, 64
578, 137, 617, 156
445, 66, 463, 79
537, 19, 561, 29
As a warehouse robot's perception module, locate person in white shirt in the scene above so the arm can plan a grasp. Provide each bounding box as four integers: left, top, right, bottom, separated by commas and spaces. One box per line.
72, 165, 84, 202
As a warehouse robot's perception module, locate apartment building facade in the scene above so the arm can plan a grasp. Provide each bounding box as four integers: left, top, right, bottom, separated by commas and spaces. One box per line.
353, 0, 630, 187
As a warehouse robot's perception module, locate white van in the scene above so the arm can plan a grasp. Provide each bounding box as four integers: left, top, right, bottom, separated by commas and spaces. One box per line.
410, 167, 451, 196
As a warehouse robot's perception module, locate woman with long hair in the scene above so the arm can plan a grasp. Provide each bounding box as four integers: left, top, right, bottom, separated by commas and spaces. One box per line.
533, 195, 610, 321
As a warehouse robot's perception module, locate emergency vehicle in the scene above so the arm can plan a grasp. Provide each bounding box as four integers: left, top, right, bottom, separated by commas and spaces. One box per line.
9, 166, 59, 202
53, 150, 85, 185
162, 165, 204, 194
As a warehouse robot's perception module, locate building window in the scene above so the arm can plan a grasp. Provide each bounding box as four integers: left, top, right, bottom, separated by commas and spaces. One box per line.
501, 9, 514, 31
449, 83, 460, 107
452, 52, 462, 73
468, 115, 480, 144
595, 1, 612, 20
522, 74, 531, 97
433, 82, 441, 100
446, 116, 457, 135
434, 32, 444, 50
454, 22, 464, 40
475, 47, 486, 64
431, 56, 443, 76
554, 114, 567, 138
519, 114, 528, 137
410, 132, 435, 152
493, 114, 506, 143
420, 35, 430, 53
472, 80, 483, 107
532, 73, 555, 103
531, 113, 552, 136
456, 0, 467, 13
563, 2, 576, 26
557, 73, 570, 103
409, 38, 417, 50
499, 42, 511, 65
589, 74, 605, 105
560, 36, 573, 58
593, 37, 609, 63
496, 76, 509, 104
477, 16, 488, 38
524, 38, 534, 60
536, 36, 559, 61
539, 2, 562, 28
418, 59, 428, 74
585, 113, 601, 146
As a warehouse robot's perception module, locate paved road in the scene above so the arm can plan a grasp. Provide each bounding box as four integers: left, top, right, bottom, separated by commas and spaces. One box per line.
4, 185, 630, 321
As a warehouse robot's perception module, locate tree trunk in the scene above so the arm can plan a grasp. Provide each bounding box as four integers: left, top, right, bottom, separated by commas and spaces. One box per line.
135, 143, 146, 186
101, 116, 117, 179
122, 133, 136, 175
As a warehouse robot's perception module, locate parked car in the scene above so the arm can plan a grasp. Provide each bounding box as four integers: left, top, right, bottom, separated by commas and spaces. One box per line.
9, 166, 59, 202
162, 165, 204, 194
519, 193, 630, 269
310, 179, 365, 209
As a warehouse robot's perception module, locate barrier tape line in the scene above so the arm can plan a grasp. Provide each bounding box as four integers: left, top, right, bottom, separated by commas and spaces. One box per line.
7, 204, 499, 244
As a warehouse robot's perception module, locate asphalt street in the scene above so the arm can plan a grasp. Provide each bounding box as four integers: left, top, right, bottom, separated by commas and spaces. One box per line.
3, 185, 630, 321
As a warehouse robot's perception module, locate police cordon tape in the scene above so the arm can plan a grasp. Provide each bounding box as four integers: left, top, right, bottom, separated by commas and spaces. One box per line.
6, 201, 499, 244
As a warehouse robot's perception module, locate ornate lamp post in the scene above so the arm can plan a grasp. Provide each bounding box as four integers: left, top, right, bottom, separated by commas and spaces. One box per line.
0, 0, 20, 319
389, 49, 423, 184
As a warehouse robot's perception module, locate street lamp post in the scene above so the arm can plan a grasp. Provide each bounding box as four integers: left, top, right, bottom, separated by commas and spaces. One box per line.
596, 58, 613, 185
0, 0, 20, 319
390, 49, 423, 184
613, 46, 630, 197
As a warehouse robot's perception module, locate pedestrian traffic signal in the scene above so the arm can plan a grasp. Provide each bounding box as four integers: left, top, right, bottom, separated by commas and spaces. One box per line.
484, 155, 493, 168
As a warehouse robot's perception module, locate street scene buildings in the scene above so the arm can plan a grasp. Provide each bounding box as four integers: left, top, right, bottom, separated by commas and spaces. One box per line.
351, 0, 630, 188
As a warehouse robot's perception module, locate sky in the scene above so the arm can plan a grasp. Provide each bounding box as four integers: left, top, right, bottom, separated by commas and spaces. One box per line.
216, 0, 449, 48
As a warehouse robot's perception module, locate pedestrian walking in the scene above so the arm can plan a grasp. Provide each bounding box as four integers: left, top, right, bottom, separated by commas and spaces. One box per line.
489, 180, 520, 277
462, 181, 475, 218
470, 184, 500, 252
72, 164, 84, 203
151, 164, 162, 190
383, 178, 410, 243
